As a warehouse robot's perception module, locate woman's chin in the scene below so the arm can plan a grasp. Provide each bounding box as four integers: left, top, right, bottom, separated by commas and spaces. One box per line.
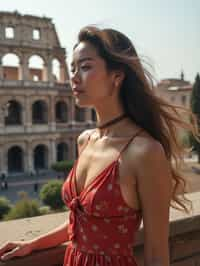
75, 98, 91, 108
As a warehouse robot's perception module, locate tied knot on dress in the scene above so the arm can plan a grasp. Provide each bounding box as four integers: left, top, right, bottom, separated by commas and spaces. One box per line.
69, 196, 81, 211
68, 196, 83, 241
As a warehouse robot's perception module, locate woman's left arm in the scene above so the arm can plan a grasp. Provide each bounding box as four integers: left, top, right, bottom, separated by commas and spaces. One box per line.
134, 140, 172, 266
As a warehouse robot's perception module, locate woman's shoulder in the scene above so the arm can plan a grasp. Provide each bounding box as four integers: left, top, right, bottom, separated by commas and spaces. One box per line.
121, 129, 168, 186
126, 129, 166, 167
77, 128, 96, 146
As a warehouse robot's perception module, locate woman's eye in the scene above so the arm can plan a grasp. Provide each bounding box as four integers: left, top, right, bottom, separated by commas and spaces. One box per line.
70, 65, 91, 74
81, 65, 91, 70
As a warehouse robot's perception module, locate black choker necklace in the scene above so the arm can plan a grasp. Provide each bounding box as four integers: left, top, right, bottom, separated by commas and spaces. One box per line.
97, 114, 127, 129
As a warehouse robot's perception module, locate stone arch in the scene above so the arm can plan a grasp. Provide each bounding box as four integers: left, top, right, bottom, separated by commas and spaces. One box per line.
33, 144, 48, 170
32, 100, 48, 124
51, 53, 68, 83
7, 145, 24, 173
56, 142, 69, 161
55, 101, 68, 123
75, 106, 85, 122
28, 54, 46, 81
5, 100, 23, 125
52, 58, 61, 82
2, 53, 20, 80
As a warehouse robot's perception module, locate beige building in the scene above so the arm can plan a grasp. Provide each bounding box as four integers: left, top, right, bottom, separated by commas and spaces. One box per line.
155, 72, 193, 110
154, 73, 194, 142
0, 11, 96, 176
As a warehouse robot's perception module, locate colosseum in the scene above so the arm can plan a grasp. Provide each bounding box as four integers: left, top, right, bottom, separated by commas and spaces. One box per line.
0, 11, 96, 176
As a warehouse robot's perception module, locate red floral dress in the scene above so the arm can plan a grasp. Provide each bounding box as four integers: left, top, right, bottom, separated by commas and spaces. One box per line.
62, 129, 143, 266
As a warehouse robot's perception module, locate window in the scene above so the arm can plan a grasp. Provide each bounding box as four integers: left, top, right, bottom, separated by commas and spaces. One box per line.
181, 95, 186, 105
5, 27, 14, 39
170, 96, 175, 102
33, 75, 39, 81
33, 29, 40, 40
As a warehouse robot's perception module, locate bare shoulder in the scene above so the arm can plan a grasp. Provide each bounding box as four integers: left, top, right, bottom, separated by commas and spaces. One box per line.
77, 129, 95, 148
126, 130, 168, 175
129, 130, 165, 155
127, 130, 172, 207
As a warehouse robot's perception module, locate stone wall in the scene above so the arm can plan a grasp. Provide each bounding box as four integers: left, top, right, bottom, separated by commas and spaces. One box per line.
0, 11, 96, 175
0, 192, 200, 266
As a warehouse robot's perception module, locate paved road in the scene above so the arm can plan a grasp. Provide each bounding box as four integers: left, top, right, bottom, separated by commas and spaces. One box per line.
0, 155, 198, 205
0, 172, 66, 204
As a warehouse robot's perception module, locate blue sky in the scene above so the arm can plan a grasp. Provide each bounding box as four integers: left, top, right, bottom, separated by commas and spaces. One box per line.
1, 0, 199, 83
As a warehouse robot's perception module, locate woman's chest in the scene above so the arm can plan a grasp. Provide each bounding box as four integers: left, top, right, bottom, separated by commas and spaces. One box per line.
62, 165, 139, 217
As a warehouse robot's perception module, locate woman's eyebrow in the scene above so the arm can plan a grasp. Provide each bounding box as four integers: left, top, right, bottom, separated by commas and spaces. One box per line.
71, 57, 94, 67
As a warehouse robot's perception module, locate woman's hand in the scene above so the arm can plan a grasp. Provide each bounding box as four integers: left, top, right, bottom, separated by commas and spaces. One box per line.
0, 220, 69, 262
0, 241, 34, 261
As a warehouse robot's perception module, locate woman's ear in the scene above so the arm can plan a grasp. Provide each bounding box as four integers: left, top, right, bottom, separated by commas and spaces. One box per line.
113, 70, 125, 89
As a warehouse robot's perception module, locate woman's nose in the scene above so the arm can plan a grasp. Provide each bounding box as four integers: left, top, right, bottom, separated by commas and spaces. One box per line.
71, 70, 81, 85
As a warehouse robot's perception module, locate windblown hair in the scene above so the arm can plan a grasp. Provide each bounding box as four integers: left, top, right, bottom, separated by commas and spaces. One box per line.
75, 25, 200, 212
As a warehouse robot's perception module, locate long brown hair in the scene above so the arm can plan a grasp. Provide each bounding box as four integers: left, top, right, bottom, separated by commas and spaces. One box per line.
75, 26, 200, 212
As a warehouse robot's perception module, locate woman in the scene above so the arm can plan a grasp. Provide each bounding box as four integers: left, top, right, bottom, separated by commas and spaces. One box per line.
0, 26, 199, 266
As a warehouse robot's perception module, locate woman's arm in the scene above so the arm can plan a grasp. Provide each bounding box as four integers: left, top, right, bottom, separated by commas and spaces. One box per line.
134, 140, 172, 266
0, 221, 69, 261
31, 220, 69, 251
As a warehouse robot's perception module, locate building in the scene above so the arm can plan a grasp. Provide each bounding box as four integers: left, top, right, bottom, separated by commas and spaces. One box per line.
154, 72, 194, 142
155, 72, 192, 110
0, 11, 96, 176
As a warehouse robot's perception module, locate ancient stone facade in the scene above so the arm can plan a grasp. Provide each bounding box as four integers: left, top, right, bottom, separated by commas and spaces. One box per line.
0, 11, 96, 176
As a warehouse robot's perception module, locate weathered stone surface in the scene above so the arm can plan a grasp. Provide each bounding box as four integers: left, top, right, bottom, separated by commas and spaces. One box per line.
0, 192, 200, 266
0, 11, 95, 175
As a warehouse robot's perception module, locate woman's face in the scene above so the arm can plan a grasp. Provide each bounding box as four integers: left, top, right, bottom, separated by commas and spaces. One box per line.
70, 41, 116, 108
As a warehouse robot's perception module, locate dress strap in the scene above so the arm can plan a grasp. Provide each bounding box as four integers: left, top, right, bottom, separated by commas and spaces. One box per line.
117, 128, 144, 160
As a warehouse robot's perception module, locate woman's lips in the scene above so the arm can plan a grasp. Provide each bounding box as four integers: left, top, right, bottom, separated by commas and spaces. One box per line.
72, 89, 84, 96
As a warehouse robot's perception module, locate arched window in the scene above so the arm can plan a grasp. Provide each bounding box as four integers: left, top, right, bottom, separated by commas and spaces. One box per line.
57, 143, 69, 161
75, 106, 85, 122
34, 145, 48, 170
52, 58, 61, 82
5, 100, 22, 125
8, 146, 24, 173
28, 55, 45, 81
2, 53, 20, 80
56, 101, 68, 123
32, 100, 48, 124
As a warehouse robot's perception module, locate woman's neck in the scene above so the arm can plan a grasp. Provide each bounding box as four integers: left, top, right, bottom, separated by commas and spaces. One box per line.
94, 103, 125, 136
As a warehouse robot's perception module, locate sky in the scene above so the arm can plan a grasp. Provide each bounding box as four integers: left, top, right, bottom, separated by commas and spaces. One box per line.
1, 0, 200, 83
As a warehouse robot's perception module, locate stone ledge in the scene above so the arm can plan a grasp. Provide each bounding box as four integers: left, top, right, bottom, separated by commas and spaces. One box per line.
0, 245, 66, 266
0, 191, 200, 266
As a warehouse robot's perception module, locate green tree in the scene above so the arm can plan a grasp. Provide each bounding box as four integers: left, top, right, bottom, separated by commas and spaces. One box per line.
51, 160, 74, 176
39, 180, 64, 210
0, 197, 11, 220
4, 192, 41, 221
190, 73, 200, 162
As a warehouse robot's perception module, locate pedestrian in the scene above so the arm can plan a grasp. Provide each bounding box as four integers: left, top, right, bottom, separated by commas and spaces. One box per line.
1, 173, 5, 182
0, 173, 7, 190
4, 180, 8, 190
0, 26, 199, 266
33, 182, 38, 193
